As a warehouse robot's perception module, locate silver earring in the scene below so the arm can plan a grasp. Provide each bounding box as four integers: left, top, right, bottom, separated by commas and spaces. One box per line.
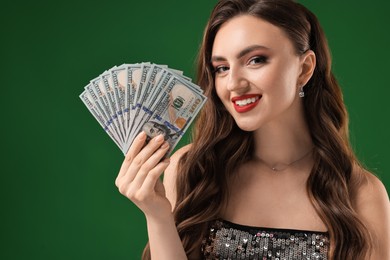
299, 86, 305, 98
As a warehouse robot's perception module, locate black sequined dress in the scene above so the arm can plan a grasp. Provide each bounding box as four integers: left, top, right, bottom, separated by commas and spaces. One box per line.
201, 219, 329, 260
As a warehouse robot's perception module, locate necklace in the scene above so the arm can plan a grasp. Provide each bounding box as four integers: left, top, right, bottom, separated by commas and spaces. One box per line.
258, 148, 313, 172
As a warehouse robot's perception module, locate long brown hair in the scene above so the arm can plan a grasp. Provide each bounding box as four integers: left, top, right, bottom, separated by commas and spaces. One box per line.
143, 0, 371, 259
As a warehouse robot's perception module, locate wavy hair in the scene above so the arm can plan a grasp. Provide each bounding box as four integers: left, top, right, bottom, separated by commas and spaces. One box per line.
143, 0, 371, 259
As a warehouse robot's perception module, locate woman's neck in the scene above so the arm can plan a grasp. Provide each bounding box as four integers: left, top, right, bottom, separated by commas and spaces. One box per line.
252, 118, 313, 170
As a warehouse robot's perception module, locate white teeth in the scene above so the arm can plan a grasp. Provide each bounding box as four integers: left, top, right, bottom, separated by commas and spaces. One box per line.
235, 97, 259, 107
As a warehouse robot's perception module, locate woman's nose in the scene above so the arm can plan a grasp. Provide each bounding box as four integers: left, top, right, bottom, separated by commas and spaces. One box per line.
226, 68, 250, 93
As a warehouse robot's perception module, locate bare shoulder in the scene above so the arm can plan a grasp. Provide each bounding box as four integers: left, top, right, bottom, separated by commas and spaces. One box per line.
163, 144, 192, 210
355, 169, 390, 214
354, 168, 390, 258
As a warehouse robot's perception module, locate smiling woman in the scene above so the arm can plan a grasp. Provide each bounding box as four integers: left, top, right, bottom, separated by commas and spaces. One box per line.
212, 15, 315, 131
114, 0, 390, 259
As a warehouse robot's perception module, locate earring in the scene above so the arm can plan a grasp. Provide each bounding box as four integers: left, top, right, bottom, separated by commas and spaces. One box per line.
299, 86, 305, 98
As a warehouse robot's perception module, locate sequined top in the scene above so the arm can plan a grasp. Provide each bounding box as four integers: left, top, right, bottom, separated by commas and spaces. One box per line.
201, 219, 329, 260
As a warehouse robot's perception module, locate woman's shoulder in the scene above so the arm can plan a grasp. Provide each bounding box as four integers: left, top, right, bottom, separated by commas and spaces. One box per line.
353, 167, 390, 257
163, 144, 192, 210
354, 168, 389, 212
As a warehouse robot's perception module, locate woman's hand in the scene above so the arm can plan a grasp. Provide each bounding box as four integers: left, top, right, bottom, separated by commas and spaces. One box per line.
115, 131, 172, 219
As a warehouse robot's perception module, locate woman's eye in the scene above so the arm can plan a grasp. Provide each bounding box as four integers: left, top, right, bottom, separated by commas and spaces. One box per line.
214, 66, 229, 74
249, 56, 268, 65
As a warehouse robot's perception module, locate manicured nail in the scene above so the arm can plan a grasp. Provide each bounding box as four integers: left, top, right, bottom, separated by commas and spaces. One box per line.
160, 142, 169, 149
155, 134, 164, 143
138, 131, 146, 139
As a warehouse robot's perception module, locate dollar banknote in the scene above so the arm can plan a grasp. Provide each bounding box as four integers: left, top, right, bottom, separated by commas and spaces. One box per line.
80, 89, 123, 150
110, 65, 127, 136
80, 62, 207, 155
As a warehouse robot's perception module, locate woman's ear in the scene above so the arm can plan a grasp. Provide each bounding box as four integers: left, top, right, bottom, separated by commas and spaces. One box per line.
298, 50, 316, 87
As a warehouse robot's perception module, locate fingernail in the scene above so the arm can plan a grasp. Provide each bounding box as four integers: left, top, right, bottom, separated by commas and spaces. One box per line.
138, 131, 146, 139
155, 134, 164, 143
161, 142, 169, 149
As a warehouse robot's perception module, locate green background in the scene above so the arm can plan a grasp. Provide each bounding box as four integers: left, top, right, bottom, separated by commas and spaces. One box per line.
1, 0, 389, 259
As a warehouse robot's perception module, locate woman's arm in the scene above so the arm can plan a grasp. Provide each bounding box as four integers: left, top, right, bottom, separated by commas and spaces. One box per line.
145, 213, 187, 260
355, 171, 390, 259
115, 132, 187, 260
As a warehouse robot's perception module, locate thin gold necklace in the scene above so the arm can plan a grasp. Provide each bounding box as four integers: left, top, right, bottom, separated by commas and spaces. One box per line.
258, 148, 313, 172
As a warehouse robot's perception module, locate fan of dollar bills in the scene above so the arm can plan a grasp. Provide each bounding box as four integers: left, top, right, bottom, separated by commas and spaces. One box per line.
80, 62, 207, 155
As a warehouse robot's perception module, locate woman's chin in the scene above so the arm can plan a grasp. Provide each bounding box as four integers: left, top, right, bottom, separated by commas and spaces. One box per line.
235, 122, 259, 132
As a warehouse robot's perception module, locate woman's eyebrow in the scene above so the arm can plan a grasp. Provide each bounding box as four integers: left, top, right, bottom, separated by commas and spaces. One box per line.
237, 45, 269, 59
210, 55, 226, 62
211, 45, 269, 62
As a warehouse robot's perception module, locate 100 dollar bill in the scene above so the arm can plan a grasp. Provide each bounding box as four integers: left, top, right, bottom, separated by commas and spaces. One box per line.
124, 75, 206, 155
80, 62, 207, 156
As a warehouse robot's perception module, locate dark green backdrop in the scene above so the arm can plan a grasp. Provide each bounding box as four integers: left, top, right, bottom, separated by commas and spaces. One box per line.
1, 0, 389, 259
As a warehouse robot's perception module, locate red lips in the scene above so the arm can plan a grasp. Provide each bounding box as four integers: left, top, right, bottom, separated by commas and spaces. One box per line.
231, 94, 261, 113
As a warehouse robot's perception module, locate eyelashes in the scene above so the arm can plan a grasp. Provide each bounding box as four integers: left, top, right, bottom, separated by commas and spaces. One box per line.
248, 55, 268, 65
214, 65, 229, 74
212, 55, 269, 75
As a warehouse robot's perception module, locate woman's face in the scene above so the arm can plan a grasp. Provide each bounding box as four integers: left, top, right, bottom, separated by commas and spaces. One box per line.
211, 15, 308, 131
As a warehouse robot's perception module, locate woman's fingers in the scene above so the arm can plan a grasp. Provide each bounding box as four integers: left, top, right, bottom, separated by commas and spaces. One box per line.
116, 132, 163, 182
130, 134, 165, 172
130, 141, 170, 190
141, 158, 170, 192
117, 131, 147, 180
115, 132, 170, 199
123, 154, 170, 203
121, 134, 165, 184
